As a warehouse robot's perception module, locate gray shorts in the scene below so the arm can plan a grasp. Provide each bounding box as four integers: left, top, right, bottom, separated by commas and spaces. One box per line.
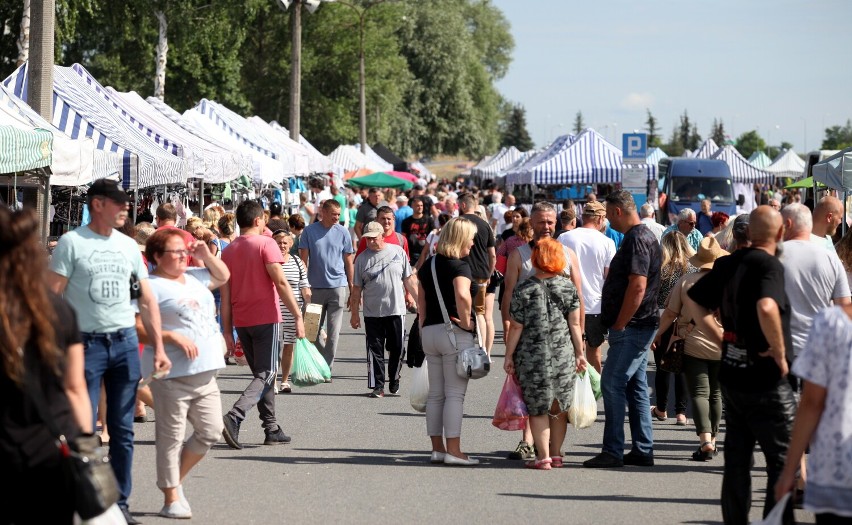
584, 314, 608, 348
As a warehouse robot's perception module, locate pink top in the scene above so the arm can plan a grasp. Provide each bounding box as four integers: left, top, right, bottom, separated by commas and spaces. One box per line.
222, 235, 285, 327
497, 234, 527, 258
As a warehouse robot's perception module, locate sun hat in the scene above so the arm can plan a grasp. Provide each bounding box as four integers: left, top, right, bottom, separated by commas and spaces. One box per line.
689, 236, 729, 270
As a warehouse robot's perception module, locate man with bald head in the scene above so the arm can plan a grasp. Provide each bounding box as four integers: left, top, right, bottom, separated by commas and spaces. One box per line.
688, 205, 796, 525
812, 195, 844, 250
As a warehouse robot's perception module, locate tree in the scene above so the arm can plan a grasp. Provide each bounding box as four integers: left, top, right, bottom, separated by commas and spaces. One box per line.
665, 125, 684, 157
822, 119, 852, 150
645, 109, 661, 148
500, 104, 533, 150
710, 118, 726, 147
735, 130, 766, 159
687, 123, 701, 151
573, 111, 585, 135
678, 110, 691, 152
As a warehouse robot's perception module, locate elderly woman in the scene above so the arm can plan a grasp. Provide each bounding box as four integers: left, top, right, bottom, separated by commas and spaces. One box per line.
654, 236, 727, 460
137, 229, 230, 519
416, 217, 480, 466
504, 237, 586, 470
272, 229, 311, 393
652, 231, 696, 426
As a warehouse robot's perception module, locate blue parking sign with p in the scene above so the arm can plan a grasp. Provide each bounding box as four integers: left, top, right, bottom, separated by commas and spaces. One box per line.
622, 133, 647, 162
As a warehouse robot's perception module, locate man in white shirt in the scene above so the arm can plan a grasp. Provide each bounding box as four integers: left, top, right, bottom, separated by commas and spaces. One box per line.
639, 203, 666, 243
558, 200, 616, 372
490, 193, 515, 235
811, 195, 844, 251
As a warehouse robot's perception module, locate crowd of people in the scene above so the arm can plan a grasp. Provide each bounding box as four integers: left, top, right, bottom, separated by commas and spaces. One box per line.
1, 173, 851, 524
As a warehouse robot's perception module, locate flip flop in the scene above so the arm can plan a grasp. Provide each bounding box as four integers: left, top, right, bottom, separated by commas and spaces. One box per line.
651, 406, 667, 421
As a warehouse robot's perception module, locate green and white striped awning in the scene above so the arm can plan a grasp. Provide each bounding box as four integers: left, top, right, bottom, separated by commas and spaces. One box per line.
0, 124, 52, 174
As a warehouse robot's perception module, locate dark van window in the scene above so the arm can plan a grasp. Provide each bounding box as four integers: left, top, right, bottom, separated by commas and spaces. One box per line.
671, 177, 734, 203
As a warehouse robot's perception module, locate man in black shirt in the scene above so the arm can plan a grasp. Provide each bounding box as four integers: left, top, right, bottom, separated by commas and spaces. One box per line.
584, 190, 661, 469
458, 192, 496, 354
401, 197, 432, 266
688, 205, 795, 525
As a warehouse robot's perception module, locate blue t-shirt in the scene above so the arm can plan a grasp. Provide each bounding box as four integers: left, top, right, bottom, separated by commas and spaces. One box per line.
299, 222, 355, 288
49, 226, 148, 333
605, 225, 624, 250
395, 206, 414, 233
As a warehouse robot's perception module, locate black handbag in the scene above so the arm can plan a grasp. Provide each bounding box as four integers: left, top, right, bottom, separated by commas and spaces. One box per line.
25, 362, 120, 519
489, 269, 504, 288
659, 320, 694, 374
406, 314, 425, 368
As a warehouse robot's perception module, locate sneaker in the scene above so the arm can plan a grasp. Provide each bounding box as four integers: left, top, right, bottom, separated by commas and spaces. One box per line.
389, 380, 400, 395
159, 499, 192, 519
583, 452, 624, 468
280, 382, 292, 393
221, 414, 242, 450
368, 387, 384, 398
177, 485, 191, 511
263, 426, 292, 445
507, 441, 536, 460
623, 450, 654, 467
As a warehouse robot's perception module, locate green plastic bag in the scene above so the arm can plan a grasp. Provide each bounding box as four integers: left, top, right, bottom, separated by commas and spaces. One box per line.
586, 366, 602, 400
291, 338, 332, 387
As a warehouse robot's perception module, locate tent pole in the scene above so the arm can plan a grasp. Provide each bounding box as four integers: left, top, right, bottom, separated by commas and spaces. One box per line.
199, 179, 204, 217
133, 186, 138, 224
40, 169, 50, 245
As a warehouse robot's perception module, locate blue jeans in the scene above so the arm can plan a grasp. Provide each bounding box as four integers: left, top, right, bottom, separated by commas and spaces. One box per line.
601, 325, 655, 458
82, 327, 141, 510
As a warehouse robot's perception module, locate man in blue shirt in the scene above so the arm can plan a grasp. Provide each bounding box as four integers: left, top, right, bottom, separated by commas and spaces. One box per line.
663, 208, 703, 251
394, 194, 413, 233
299, 199, 355, 373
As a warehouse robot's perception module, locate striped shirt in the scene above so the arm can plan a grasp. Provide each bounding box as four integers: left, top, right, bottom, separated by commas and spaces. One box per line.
278, 256, 310, 343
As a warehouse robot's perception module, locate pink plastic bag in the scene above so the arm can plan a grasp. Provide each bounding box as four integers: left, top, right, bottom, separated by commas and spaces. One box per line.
492, 374, 529, 431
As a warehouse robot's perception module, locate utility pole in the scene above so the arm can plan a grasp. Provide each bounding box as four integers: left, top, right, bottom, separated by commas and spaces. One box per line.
289, 1, 301, 142
28, 0, 54, 242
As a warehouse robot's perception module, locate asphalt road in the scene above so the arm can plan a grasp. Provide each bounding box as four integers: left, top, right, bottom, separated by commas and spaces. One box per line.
125, 315, 816, 525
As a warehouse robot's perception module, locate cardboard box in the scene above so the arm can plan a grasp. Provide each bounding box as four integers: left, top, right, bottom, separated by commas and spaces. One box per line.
303, 303, 323, 342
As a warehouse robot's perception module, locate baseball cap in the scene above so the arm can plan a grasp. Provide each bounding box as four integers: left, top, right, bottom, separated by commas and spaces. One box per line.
732, 214, 750, 241
88, 178, 130, 204
583, 201, 606, 217
362, 221, 384, 238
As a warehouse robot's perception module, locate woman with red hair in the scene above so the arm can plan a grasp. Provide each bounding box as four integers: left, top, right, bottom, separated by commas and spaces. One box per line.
503, 237, 587, 470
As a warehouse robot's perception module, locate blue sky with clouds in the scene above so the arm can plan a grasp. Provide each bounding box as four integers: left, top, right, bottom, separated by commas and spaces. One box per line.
491, 0, 852, 153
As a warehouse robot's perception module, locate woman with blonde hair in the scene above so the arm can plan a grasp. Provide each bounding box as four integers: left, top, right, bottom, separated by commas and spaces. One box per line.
504, 237, 586, 469
416, 217, 480, 466
652, 231, 697, 425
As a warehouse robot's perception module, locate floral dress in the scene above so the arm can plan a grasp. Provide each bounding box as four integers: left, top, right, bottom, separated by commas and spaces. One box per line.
509, 275, 580, 416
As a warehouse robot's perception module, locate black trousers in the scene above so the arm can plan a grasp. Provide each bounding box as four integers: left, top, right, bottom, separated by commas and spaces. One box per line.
365, 316, 405, 389
721, 381, 797, 525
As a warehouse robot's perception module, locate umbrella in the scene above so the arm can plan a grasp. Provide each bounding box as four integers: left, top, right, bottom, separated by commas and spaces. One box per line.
784, 176, 825, 189
347, 172, 413, 190
387, 170, 419, 183
344, 167, 372, 180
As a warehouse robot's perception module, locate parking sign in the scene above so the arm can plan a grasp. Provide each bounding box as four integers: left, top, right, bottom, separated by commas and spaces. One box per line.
622, 133, 647, 162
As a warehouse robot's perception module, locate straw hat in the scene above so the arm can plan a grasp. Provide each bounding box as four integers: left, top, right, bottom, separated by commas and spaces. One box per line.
689, 236, 729, 270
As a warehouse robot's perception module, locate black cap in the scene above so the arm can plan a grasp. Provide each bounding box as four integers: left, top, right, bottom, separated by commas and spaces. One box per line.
88, 178, 130, 204
732, 214, 749, 241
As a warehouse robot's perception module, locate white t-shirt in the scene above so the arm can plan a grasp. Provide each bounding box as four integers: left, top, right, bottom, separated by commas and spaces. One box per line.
780, 240, 851, 356
557, 227, 616, 314
142, 269, 226, 379
490, 203, 509, 233
641, 217, 667, 243
425, 229, 441, 256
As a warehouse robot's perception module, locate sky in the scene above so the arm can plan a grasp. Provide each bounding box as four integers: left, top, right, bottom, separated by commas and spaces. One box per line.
491, 0, 852, 154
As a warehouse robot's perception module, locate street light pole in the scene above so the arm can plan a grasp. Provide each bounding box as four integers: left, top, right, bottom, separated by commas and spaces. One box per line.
289, 2, 301, 142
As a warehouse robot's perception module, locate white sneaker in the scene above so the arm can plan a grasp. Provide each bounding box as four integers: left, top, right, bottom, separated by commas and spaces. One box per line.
177, 485, 191, 512
159, 500, 192, 519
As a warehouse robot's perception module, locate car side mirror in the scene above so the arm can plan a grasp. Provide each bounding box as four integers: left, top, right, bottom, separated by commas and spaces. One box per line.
737, 194, 745, 206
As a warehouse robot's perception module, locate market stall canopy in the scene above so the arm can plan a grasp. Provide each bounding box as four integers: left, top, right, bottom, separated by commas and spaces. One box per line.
3, 63, 190, 189
246, 116, 312, 176
748, 151, 772, 169
492, 149, 536, 180
646, 147, 669, 165
268, 121, 337, 175
347, 172, 413, 190
387, 170, 419, 183
328, 145, 390, 173
765, 148, 806, 179
812, 147, 852, 191
372, 142, 407, 172
514, 129, 656, 186
784, 176, 825, 189
475, 146, 523, 180
711, 145, 775, 184
693, 139, 720, 159
0, 82, 98, 185
0, 124, 51, 173
506, 134, 577, 186
344, 167, 373, 180
354, 144, 394, 173
408, 161, 432, 180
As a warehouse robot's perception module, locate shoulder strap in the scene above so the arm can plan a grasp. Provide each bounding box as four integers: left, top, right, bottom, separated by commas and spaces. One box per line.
431, 257, 482, 349
396, 232, 404, 245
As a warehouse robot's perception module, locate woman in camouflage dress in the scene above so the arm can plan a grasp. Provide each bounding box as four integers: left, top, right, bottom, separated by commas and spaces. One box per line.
504, 238, 587, 470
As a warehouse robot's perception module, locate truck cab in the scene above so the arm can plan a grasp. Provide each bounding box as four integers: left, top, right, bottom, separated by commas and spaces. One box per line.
658, 158, 741, 225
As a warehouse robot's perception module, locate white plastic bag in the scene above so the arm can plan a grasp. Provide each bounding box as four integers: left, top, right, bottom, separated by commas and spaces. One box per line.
568, 371, 598, 429
409, 361, 429, 413
75, 503, 127, 525
749, 492, 791, 525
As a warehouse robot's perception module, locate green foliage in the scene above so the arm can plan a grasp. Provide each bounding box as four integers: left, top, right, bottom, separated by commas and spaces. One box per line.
822, 119, 852, 150
735, 130, 766, 159
710, 118, 726, 147
644, 109, 661, 148
687, 123, 701, 151
500, 104, 533, 151
573, 111, 585, 135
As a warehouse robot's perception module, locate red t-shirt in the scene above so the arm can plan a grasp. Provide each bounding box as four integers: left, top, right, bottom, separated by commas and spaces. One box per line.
356, 231, 409, 258
221, 234, 285, 327
157, 224, 196, 266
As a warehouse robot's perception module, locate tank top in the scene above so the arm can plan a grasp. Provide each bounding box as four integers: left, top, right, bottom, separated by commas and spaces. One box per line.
516, 242, 572, 282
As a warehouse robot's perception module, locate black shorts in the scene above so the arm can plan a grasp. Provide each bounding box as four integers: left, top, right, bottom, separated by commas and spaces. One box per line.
584, 314, 608, 348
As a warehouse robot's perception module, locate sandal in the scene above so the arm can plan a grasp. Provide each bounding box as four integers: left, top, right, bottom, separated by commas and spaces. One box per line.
280, 382, 292, 394
551, 456, 564, 468
524, 457, 552, 470
651, 406, 667, 421
676, 414, 688, 426
691, 441, 716, 462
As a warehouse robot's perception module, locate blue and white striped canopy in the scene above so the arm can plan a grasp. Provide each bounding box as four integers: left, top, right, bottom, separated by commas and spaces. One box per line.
506, 135, 577, 185
491, 149, 535, 180
646, 147, 669, 165
748, 151, 772, 169
711, 145, 775, 184
189, 99, 280, 160
329, 145, 390, 173
693, 139, 720, 159
3, 63, 191, 189
476, 146, 522, 180
523, 128, 656, 186
265, 120, 336, 174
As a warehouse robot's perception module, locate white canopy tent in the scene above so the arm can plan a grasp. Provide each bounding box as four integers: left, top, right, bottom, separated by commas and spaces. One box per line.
266, 120, 337, 174
765, 149, 807, 180
812, 147, 852, 191
328, 145, 390, 173
693, 139, 720, 159
748, 151, 772, 169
